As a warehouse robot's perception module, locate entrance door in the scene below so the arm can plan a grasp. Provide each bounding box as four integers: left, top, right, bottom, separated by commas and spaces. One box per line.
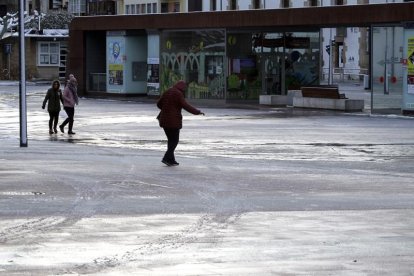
261, 53, 283, 95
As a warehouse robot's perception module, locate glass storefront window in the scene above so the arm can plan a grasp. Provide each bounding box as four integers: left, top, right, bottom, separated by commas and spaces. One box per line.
283, 32, 320, 92
372, 26, 404, 113
160, 30, 225, 99
227, 32, 262, 100
160, 29, 319, 101
227, 31, 320, 100
257, 32, 284, 95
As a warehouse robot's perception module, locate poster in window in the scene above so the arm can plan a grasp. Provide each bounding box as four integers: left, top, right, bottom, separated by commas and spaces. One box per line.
147, 58, 160, 96
407, 36, 414, 94
107, 37, 125, 89
109, 64, 124, 85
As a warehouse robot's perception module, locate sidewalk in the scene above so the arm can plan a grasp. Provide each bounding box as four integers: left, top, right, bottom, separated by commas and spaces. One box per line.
1, 85, 414, 275
0, 80, 51, 86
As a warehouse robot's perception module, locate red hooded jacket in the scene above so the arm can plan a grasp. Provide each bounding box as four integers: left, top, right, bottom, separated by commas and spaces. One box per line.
157, 81, 201, 129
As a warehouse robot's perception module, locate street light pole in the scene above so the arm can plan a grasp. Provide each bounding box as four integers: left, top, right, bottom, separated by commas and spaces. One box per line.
19, 0, 27, 147
329, 28, 333, 85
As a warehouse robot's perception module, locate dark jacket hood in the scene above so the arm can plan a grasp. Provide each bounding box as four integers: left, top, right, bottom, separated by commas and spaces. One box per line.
173, 80, 187, 92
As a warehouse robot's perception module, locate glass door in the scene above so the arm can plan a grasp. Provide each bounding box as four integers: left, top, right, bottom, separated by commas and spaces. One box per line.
371, 26, 404, 113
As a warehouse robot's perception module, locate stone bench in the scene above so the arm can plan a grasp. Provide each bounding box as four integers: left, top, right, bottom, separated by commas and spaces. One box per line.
259, 95, 288, 106
292, 86, 364, 112
259, 90, 302, 106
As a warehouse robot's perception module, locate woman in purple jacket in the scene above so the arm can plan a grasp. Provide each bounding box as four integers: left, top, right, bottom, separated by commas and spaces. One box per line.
157, 80, 204, 166
59, 75, 79, 135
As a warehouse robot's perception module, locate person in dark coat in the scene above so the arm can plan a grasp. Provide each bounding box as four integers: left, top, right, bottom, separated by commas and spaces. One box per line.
42, 80, 63, 134
157, 80, 204, 166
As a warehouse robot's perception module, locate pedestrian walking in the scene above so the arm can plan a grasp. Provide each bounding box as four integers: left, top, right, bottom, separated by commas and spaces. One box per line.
59, 75, 79, 135
157, 80, 204, 166
42, 80, 63, 134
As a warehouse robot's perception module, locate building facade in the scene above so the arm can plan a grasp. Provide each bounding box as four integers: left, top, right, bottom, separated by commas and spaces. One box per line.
0, 1, 70, 80
68, 2, 414, 114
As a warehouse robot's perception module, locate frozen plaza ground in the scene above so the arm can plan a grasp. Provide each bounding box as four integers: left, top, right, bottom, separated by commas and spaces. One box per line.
1, 84, 414, 275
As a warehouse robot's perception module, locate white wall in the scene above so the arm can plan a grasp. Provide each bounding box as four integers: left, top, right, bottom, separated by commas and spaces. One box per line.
343, 27, 361, 73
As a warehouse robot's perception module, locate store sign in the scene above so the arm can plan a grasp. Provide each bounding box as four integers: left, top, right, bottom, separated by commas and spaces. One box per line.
285, 37, 310, 49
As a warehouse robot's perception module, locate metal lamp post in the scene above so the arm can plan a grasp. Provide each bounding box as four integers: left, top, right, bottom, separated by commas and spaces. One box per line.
19, 0, 27, 147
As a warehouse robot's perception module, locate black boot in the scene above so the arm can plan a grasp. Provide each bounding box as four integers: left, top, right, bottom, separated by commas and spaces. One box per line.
60, 118, 69, 133
49, 119, 53, 134
68, 121, 76, 135
53, 121, 59, 134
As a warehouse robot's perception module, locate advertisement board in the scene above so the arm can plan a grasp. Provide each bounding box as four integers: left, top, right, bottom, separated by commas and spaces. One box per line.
107, 36, 125, 92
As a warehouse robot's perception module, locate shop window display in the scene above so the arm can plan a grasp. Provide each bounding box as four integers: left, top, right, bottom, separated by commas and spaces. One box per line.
160, 29, 319, 101
228, 31, 320, 99
160, 30, 226, 99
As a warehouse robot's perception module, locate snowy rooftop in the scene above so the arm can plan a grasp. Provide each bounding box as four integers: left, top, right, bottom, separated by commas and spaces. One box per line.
8, 28, 69, 38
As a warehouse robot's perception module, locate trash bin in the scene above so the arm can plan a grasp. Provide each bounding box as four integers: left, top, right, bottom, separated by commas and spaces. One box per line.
363, 74, 370, 90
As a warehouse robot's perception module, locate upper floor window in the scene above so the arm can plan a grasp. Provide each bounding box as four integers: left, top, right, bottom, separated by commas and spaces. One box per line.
252, 0, 260, 9
174, 2, 180, 12
0, 5, 7, 17
282, 0, 289, 8
89, 0, 116, 15
230, 0, 237, 10
310, 0, 318, 6
336, 0, 344, 5
189, 0, 202, 11
49, 0, 63, 9
210, 0, 217, 11
68, 0, 86, 15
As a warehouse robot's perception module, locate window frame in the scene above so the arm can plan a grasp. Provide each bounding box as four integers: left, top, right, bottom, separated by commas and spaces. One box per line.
37, 41, 60, 67
252, 0, 260, 9
230, 0, 237, 10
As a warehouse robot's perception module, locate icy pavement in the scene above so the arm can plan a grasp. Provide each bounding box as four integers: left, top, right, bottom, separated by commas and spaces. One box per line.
1, 86, 414, 275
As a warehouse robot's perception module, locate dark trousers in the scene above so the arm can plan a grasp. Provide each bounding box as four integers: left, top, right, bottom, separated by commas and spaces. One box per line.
163, 128, 180, 162
61, 107, 75, 132
48, 111, 59, 130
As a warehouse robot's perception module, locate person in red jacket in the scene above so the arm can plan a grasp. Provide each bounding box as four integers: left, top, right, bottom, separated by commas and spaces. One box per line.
157, 80, 204, 166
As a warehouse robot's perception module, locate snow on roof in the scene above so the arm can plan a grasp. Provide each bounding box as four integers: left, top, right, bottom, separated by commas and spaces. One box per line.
10, 29, 69, 38
42, 29, 69, 37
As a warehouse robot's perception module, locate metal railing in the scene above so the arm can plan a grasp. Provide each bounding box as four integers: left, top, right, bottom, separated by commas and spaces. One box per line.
322, 68, 368, 82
